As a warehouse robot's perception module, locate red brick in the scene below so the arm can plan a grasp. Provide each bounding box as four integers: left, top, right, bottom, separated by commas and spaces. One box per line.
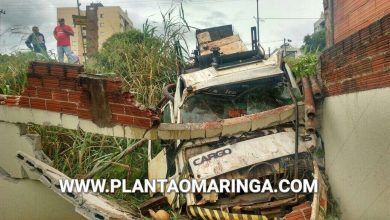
65, 65, 83, 78
77, 108, 93, 119
105, 79, 122, 93
36, 88, 52, 99
110, 103, 125, 114
22, 87, 37, 97
68, 91, 82, 103
107, 92, 124, 103
59, 79, 77, 90
52, 90, 68, 101
43, 77, 60, 89
5, 96, 19, 106
112, 114, 134, 125
30, 97, 46, 110
45, 100, 61, 112
19, 96, 30, 107
27, 77, 42, 87
32, 64, 49, 76
133, 117, 151, 128
78, 92, 91, 108
50, 65, 65, 78
66, 70, 79, 78
124, 105, 144, 116
61, 102, 78, 115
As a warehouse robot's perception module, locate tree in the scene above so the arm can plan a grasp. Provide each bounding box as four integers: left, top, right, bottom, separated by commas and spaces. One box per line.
301, 29, 326, 53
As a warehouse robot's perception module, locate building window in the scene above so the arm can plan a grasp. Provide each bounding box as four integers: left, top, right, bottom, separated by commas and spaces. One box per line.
100, 14, 103, 18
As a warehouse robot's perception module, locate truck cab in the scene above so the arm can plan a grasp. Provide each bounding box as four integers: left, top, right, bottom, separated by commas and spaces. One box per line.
147, 25, 327, 219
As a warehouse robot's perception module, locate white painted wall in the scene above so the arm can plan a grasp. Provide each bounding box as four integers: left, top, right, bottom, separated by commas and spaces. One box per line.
321, 87, 390, 219
0, 177, 84, 220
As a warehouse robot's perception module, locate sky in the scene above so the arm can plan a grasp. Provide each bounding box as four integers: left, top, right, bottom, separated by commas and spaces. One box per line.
0, 0, 323, 55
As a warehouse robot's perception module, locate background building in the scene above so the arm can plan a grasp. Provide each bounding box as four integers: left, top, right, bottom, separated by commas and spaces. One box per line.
57, 4, 133, 62
313, 12, 325, 33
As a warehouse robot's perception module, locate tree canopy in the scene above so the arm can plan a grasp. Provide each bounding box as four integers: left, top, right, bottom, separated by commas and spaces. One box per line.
301, 29, 326, 53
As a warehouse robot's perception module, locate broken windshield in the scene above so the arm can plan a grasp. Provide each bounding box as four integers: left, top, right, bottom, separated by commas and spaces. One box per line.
181, 75, 299, 123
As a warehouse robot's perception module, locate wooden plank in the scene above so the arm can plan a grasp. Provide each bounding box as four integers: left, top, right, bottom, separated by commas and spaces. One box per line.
201, 40, 247, 55
200, 34, 242, 51
197, 31, 211, 44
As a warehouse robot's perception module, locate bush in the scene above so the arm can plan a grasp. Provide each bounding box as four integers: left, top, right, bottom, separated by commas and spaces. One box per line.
286, 53, 318, 78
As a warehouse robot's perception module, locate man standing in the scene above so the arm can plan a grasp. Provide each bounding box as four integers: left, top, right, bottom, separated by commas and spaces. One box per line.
53, 18, 76, 63
25, 26, 47, 54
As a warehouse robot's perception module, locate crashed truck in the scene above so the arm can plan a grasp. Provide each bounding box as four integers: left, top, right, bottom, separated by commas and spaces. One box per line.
146, 25, 328, 219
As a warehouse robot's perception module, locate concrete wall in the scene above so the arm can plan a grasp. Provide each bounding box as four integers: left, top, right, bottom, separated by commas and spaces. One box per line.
321, 87, 390, 219
0, 177, 84, 220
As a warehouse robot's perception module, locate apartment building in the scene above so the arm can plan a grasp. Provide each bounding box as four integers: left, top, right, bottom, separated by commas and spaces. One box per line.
57, 4, 133, 62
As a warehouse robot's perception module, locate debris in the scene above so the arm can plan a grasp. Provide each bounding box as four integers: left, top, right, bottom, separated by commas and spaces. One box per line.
284, 201, 312, 219
302, 77, 316, 119
310, 75, 323, 99
148, 209, 170, 220
138, 196, 169, 215
85, 139, 147, 178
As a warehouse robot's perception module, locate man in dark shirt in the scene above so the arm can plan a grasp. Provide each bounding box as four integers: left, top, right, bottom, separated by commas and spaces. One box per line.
25, 26, 47, 54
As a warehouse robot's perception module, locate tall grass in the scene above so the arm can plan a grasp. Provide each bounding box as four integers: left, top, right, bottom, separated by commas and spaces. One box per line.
0, 52, 49, 95
86, 5, 189, 106
28, 124, 153, 208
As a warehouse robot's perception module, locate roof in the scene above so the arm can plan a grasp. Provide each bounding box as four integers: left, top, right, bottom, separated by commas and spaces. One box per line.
181, 52, 282, 92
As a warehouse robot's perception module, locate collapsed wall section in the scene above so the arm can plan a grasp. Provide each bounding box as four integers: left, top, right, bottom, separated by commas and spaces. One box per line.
2, 61, 158, 129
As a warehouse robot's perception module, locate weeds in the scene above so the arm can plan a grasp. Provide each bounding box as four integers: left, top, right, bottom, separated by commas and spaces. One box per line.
28, 124, 152, 208
86, 5, 189, 106
286, 52, 318, 78
0, 52, 50, 95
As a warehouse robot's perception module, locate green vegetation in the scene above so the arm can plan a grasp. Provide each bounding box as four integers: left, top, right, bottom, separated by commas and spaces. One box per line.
86, 7, 189, 106
286, 52, 318, 78
28, 124, 152, 209
0, 52, 50, 95
301, 30, 326, 53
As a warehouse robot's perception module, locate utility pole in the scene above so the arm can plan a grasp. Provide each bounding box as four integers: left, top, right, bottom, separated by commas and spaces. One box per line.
256, 0, 260, 48
77, 0, 81, 15
0, 10, 6, 38
76, 0, 87, 63
284, 38, 291, 57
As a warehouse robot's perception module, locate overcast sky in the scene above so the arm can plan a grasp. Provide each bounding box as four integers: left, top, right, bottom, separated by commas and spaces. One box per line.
0, 0, 323, 55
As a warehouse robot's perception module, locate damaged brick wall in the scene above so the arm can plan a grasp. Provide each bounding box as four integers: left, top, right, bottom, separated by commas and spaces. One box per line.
333, 0, 390, 44
6, 61, 158, 129
320, 14, 390, 97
